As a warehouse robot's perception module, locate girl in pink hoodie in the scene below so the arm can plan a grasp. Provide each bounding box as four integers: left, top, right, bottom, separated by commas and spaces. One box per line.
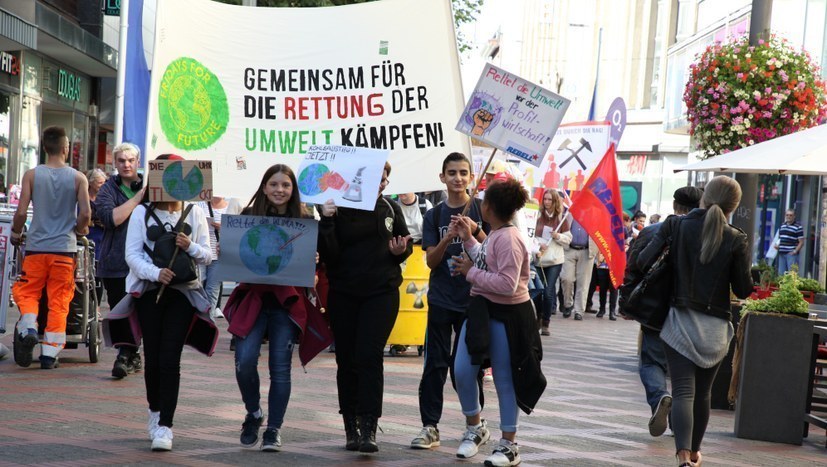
451, 178, 544, 467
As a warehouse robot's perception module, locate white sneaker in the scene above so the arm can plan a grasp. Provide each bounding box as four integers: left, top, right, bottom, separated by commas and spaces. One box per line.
456, 420, 490, 458
151, 426, 173, 451
147, 410, 160, 440
484, 439, 521, 466
211, 307, 224, 319
483, 368, 493, 383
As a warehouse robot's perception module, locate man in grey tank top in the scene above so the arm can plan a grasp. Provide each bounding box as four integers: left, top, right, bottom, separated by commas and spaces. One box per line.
10, 126, 91, 369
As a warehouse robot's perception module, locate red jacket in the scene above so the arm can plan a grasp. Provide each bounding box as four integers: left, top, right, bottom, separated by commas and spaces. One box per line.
224, 282, 332, 366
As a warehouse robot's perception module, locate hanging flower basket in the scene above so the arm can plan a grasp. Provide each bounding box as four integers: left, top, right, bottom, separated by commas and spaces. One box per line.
684, 35, 827, 159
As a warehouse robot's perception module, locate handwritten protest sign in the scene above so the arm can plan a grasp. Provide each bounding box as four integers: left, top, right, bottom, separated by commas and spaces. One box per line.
145, 0, 469, 199
216, 215, 318, 287
298, 145, 389, 211
147, 160, 213, 202
457, 64, 570, 167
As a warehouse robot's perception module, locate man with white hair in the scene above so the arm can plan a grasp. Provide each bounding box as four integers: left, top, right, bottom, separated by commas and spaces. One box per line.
95, 142, 146, 379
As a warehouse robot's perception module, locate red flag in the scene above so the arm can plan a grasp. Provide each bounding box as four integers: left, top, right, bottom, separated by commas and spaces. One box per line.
568, 144, 626, 288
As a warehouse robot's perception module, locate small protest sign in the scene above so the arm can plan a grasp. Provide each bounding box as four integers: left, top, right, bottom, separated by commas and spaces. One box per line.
297, 145, 389, 211
457, 64, 570, 167
216, 215, 318, 287
147, 160, 213, 202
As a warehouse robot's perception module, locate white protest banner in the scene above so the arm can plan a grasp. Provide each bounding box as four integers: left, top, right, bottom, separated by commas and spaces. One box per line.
147, 160, 213, 202
146, 0, 468, 200
517, 122, 611, 199
457, 64, 570, 167
216, 215, 318, 287
298, 145, 389, 210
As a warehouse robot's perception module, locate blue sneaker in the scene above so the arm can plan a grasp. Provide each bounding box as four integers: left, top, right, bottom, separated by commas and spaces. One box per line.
14, 328, 38, 368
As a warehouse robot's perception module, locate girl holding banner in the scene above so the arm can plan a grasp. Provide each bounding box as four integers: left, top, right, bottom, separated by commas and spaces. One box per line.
226, 164, 331, 452
318, 161, 412, 454
123, 154, 214, 452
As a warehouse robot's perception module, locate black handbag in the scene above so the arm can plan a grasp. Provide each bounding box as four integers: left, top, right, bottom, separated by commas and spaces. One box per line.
619, 220, 680, 331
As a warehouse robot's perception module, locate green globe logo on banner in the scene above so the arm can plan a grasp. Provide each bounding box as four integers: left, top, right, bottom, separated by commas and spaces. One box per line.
158, 57, 228, 150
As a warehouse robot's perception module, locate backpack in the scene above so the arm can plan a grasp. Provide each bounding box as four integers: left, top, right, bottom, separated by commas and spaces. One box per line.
143, 204, 199, 285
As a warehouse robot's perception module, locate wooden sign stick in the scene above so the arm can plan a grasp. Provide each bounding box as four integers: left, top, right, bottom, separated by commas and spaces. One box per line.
461, 147, 498, 216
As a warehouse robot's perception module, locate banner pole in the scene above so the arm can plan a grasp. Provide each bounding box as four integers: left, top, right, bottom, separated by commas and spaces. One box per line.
462, 147, 498, 216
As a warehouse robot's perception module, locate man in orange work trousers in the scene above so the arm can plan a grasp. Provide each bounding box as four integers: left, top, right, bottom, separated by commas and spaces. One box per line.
11, 126, 91, 369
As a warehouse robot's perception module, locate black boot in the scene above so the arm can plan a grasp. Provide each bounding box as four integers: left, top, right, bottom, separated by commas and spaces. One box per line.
596, 307, 606, 318
343, 414, 360, 451
358, 414, 379, 453
609, 308, 617, 321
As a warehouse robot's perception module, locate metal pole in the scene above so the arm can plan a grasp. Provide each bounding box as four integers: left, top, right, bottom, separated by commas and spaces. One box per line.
114, 0, 130, 144
732, 0, 772, 261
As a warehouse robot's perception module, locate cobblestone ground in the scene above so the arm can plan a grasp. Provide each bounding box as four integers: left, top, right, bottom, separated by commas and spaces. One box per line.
1, 306, 825, 466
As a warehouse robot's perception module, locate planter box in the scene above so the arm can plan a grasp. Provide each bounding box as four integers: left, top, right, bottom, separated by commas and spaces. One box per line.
734, 312, 814, 445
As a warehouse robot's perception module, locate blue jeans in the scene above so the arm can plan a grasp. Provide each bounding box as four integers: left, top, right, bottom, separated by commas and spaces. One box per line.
234, 307, 298, 429
777, 252, 799, 275
639, 326, 670, 411
203, 262, 222, 310
454, 320, 519, 432
540, 264, 562, 321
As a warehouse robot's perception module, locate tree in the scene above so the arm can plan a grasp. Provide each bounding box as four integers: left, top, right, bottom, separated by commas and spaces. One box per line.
212, 0, 484, 53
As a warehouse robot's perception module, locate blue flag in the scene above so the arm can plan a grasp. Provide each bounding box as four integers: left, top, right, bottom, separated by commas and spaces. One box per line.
123, 0, 150, 158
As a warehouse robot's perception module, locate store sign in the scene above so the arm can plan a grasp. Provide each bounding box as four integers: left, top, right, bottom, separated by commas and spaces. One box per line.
0, 52, 19, 76
58, 69, 81, 102
103, 0, 120, 16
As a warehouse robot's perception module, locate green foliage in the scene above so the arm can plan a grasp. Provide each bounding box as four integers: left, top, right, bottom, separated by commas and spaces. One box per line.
791, 276, 824, 293
743, 270, 809, 316
753, 259, 777, 288
212, 0, 484, 53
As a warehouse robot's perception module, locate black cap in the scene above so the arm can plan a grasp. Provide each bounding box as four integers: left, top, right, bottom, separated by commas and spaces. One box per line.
673, 186, 703, 209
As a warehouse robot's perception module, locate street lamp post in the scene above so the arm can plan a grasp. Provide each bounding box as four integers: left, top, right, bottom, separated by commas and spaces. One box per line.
731, 0, 772, 260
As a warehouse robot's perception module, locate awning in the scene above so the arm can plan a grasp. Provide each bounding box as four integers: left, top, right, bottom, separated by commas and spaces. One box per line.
675, 124, 827, 175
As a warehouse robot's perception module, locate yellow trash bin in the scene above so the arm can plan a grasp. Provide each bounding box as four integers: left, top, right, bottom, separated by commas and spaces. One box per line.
387, 244, 429, 356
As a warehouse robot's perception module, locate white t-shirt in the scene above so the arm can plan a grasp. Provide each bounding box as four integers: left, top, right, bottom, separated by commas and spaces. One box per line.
398, 195, 433, 242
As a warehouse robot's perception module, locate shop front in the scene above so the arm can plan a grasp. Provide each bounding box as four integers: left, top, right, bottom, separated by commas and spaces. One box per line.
0, 50, 20, 198
10, 51, 95, 188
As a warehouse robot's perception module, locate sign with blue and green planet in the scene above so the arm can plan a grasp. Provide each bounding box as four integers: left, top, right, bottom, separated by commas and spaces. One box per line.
215, 215, 318, 287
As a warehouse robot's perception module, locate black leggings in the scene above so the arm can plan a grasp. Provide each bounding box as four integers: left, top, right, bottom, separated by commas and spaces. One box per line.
664, 343, 722, 453
328, 290, 399, 418
136, 288, 195, 428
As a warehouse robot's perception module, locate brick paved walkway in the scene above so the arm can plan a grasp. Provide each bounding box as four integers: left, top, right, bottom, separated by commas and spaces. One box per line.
1, 307, 825, 466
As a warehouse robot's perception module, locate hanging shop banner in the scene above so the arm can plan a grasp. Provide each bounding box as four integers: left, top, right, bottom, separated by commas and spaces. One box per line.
146, 0, 468, 200
147, 160, 213, 202
297, 145, 389, 211
518, 121, 611, 198
216, 215, 318, 287
456, 64, 570, 167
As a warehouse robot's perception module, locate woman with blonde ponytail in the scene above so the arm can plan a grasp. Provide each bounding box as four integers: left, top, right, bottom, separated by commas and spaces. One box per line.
637, 176, 753, 467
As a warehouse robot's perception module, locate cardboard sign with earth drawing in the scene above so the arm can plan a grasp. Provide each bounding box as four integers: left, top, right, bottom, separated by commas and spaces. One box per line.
297, 145, 389, 211
216, 215, 318, 287
147, 160, 213, 202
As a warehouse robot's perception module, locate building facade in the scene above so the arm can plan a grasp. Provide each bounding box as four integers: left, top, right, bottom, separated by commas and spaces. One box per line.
0, 0, 117, 198
663, 0, 827, 281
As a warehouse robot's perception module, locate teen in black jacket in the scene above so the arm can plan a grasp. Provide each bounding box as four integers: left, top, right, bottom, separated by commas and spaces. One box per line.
318, 162, 412, 454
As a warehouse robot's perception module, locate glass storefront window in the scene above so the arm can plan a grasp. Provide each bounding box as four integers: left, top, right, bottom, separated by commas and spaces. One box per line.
17, 97, 40, 186
72, 112, 86, 171
0, 92, 10, 196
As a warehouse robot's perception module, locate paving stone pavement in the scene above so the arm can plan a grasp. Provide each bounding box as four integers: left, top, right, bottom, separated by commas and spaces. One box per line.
1, 307, 825, 466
